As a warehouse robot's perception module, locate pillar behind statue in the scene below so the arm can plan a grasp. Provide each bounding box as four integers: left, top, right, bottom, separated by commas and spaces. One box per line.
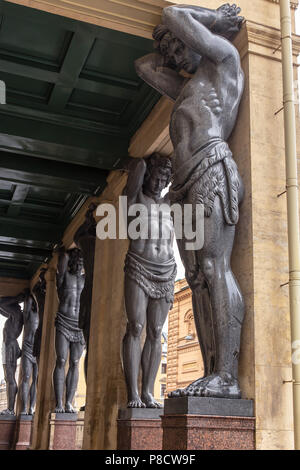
73, 203, 97, 411
0, 292, 26, 415
32, 268, 47, 365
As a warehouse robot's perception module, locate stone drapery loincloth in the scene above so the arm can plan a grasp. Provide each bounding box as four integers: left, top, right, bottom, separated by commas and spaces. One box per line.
55, 312, 85, 345
124, 251, 177, 307
169, 138, 242, 225
22, 339, 36, 364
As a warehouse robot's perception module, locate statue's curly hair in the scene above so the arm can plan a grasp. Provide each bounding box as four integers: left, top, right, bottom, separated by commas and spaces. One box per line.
153, 24, 170, 50
144, 153, 172, 187
67, 248, 83, 276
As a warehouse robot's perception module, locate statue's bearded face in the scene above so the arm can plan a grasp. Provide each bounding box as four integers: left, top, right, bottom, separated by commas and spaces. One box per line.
159, 33, 201, 74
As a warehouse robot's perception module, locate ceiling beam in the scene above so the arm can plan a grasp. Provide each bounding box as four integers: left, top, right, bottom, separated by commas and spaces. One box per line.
0, 236, 53, 251
0, 243, 51, 259
0, 129, 126, 170
0, 219, 62, 243
48, 31, 95, 112
0, 151, 108, 194
6, 184, 30, 217
0, 250, 47, 263
0, 59, 59, 83
1, 104, 124, 135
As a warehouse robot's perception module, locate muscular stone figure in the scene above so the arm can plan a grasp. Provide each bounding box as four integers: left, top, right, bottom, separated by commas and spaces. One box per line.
74, 203, 97, 406
32, 268, 47, 363
123, 154, 176, 408
53, 248, 85, 413
135, 4, 245, 399
0, 292, 26, 415
20, 293, 39, 415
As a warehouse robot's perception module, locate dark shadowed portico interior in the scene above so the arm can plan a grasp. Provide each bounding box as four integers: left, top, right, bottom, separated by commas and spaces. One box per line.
0, 0, 160, 280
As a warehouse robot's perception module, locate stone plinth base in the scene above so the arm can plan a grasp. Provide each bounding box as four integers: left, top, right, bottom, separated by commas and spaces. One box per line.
75, 411, 85, 450
117, 408, 163, 450
162, 397, 255, 450
0, 415, 16, 450
49, 413, 78, 450
15, 415, 33, 450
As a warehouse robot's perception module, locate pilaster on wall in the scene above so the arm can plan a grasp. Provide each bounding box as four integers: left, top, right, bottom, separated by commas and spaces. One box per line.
0, 278, 29, 297
231, 20, 300, 450
82, 170, 129, 450
30, 254, 58, 450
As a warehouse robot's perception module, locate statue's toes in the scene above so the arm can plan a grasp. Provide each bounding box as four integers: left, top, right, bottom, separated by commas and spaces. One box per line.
201, 388, 211, 397
194, 388, 201, 397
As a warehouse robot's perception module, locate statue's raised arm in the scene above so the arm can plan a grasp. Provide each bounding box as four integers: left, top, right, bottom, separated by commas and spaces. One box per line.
124, 158, 147, 204
135, 4, 243, 102
162, 4, 243, 63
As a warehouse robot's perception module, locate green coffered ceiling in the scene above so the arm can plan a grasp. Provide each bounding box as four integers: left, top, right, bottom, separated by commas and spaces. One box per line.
0, 0, 160, 279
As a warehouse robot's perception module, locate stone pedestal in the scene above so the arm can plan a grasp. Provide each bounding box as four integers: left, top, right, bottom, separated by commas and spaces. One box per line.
0, 415, 16, 450
48, 413, 78, 450
117, 408, 163, 450
75, 411, 85, 450
162, 397, 255, 451
15, 415, 33, 450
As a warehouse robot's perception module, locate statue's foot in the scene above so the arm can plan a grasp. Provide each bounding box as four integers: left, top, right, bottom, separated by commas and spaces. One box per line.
65, 403, 76, 413
141, 393, 163, 409
0, 409, 15, 416
168, 376, 207, 398
28, 409, 35, 416
20, 410, 28, 416
54, 406, 65, 413
127, 396, 146, 408
199, 373, 241, 399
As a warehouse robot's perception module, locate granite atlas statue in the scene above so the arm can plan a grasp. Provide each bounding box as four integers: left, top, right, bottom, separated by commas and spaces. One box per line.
53, 247, 85, 413
135, 3, 245, 399
19, 293, 39, 415
123, 154, 176, 408
0, 291, 27, 415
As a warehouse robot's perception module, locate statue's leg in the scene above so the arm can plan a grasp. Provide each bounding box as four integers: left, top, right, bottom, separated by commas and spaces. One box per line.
177, 236, 216, 378
141, 297, 170, 408
53, 332, 69, 412
28, 362, 38, 415
20, 356, 33, 414
196, 196, 245, 398
65, 341, 84, 413
123, 276, 148, 408
2, 363, 17, 414
168, 234, 216, 398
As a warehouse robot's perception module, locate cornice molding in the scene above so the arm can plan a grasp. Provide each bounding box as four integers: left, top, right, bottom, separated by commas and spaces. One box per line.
266, 0, 298, 9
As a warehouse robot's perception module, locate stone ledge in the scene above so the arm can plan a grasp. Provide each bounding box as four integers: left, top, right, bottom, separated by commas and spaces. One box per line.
164, 397, 254, 417
118, 408, 163, 420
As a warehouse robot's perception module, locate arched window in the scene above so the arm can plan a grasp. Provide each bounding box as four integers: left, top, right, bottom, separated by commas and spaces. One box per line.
184, 309, 195, 340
